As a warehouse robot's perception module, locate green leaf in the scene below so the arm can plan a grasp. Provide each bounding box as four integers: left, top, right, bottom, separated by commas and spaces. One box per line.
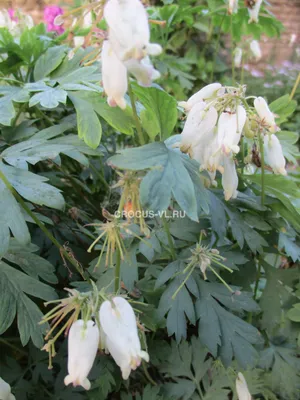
259, 260, 298, 333
34, 46, 67, 81
158, 260, 197, 341
0, 162, 65, 210
196, 280, 262, 368
276, 131, 300, 165
109, 143, 199, 221
0, 181, 30, 256
4, 240, 58, 284
287, 303, 300, 322
0, 260, 57, 347
29, 87, 67, 109
68, 92, 102, 149
0, 86, 30, 126
269, 94, 297, 124
246, 174, 300, 231
133, 84, 178, 140
279, 232, 300, 262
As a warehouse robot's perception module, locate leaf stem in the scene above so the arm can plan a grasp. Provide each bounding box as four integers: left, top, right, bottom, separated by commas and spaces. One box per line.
0, 169, 88, 280
258, 133, 265, 205
211, 13, 226, 81
162, 215, 176, 260
128, 79, 145, 145
253, 261, 262, 300
290, 72, 300, 100
195, 380, 204, 400
230, 14, 235, 84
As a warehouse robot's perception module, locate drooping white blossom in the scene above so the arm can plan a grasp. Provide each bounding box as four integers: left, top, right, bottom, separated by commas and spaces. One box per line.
99, 297, 149, 380
234, 47, 243, 68
250, 40, 262, 61
248, 0, 263, 23
180, 103, 218, 154
101, 40, 128, 110
178, 83, 223, 112
104, 0, 162, 61
64, 320, 100, 390
254, 97, 278, 133
125, 56, 160, 87
228, 0, 239, 15
264, 134, 287, 175
0, 378, 15, 400
217, 106, 247, 155
236, 372, 252, 400
222, 155, 239, 201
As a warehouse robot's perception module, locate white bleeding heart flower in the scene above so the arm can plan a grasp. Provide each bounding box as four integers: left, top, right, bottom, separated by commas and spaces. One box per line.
104, 0, 162, 61
236, 372, 252, 400
254, 97, 279, 133
217, 106, 246, 155
222, 155, 238, 201
234, 47, 243, 68
64, 320, 100, 391
125, 56, 160, 87
101, 40, 128, 110
264, 134, 287, 176
250, 40, 262, 61
178, 83, 223, 112
194, 131, 222, 173
228, 0, 239, 14
0, 377, 15, 400
99, 297, 149, 380
180, 104, 218, 154
248, 0, 263, 23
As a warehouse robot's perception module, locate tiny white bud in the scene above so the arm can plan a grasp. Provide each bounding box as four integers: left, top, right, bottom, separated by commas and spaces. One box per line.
236, 372, 252, 400
264, 134, 287, 176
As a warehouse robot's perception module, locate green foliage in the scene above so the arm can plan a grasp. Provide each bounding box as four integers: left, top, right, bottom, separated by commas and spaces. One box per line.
0, 3, 299, 400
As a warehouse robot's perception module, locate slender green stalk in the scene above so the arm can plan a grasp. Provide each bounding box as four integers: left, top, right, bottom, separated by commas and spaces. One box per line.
0, 169, 88, 280
0, 338, 28, 357
162, 215, 176, 260
89, 162, 110, 190
253, 261, 262, 300
290, 72, 300, 100
258, 133, 265, 205
114, 248, 121, 293
195, 381, 204, 400
142, 360, 157, 386
230, 14, 235, 84
128, 80, 145, 145
211, 13, 226, 81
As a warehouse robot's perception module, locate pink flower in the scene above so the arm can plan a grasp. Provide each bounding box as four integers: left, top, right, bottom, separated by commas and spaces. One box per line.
44, 6, 64, 34
8, 8, 18, 22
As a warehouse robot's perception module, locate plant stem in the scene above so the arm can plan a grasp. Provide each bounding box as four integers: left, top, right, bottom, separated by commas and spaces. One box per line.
253, 261, 262, 300
290, 72, 300, 100
195, 381, 204, 400
114, 248, 121, 293
211, 13, 226, 81
0, 169, 88, 280
128, 79, 145, 145
258, 133, 265, 205
89, 162, 110, 191
0, 338, 28, 357
162, 215, 176, 260
230, 14, 235, 84
142, 360, 157, 386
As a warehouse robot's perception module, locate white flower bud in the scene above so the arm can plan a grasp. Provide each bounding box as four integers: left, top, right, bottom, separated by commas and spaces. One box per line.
64, 320, 100, 390
228, 0, 238, 14
250, 40, 262, 61
222, 156, 238, 201
99, 297, 149, 380
180, 104, 218, 154
101, 40, 128, 110
54, 14, 64, 26
248, 0, 263, 23
234, 48, 243, 68
264, 134, 287, 176
217, 106, 246, 155
104, 0, 162, 61
236, 372, 252, 400
125, 56, 160, 87
0, 378, 15, 400
254, 97, 278, 133
178, 83, 222, 112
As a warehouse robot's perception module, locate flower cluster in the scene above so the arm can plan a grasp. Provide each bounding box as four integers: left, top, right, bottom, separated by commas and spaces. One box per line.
42, 291, 149, 389
102, 0, 162, 109
227, 0, 264, 23
0, 378, 15, 400
44, 6, 64, 34
178, 83, 286, 201
0, 8, 33, 35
